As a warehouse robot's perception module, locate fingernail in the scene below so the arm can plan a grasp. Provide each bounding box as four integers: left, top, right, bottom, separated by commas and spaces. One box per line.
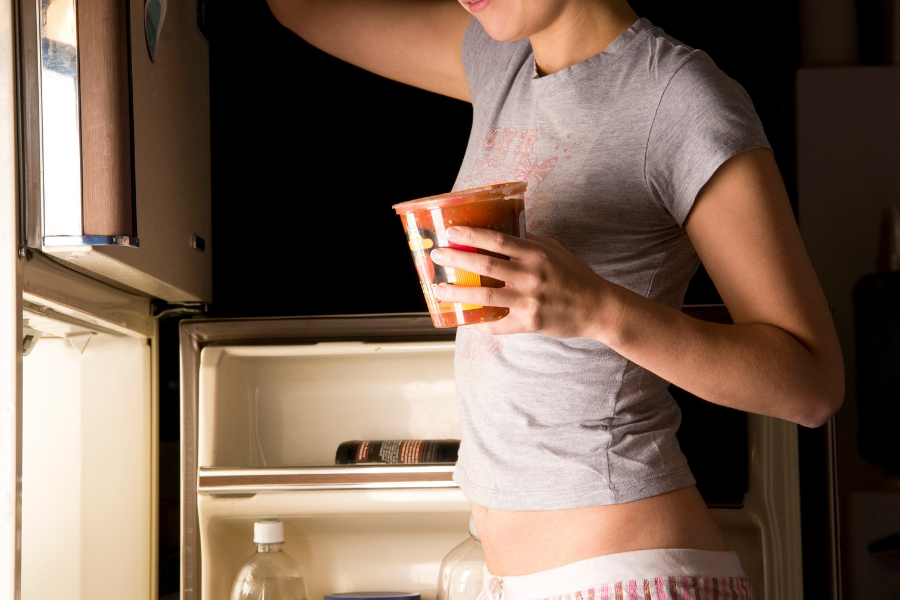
446, 227, 459, 239
431, 249, 444, 262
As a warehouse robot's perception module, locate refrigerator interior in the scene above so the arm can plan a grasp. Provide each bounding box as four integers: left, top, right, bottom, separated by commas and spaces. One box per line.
194, 330, 467, 599
183, 313, 804, 600
19, 297, 154, 600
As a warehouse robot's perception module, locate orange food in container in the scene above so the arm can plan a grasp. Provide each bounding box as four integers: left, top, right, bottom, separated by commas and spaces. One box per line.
392, 181, 527, 328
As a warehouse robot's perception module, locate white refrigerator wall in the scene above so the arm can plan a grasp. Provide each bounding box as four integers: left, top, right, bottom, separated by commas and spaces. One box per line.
20, 329, 152, 599
200, 342, 460, 468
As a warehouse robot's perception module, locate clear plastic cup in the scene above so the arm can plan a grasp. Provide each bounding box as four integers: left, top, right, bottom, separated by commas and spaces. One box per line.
392, 181, 527, 328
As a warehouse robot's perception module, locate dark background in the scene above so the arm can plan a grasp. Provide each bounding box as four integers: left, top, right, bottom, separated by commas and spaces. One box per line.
157, 1, 884, 598
203, 1, 802, 319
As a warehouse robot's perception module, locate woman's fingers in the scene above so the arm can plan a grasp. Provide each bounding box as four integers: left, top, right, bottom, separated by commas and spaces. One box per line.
432, 281, 515, 308
431, 246, 519, 281
446, 226, 529, 257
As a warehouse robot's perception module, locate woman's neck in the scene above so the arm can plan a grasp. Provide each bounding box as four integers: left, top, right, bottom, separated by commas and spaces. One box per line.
530, 1, 639, 76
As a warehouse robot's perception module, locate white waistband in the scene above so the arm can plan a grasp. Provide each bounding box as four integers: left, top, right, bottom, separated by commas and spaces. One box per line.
485, 549, 746, 598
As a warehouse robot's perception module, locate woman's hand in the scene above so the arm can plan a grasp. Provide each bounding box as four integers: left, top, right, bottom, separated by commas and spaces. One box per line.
430, 226, 621, 338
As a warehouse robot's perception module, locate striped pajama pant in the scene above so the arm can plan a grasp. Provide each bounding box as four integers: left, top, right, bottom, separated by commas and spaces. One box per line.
476, 549, 756, 600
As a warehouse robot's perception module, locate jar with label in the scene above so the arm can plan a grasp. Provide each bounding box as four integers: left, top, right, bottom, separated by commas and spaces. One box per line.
436, 517, 484, 600
335, 439, 459, 465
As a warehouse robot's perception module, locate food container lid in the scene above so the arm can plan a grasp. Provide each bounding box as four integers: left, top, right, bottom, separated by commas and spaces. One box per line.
324, 594, 420, 600
392, 181, 526, 214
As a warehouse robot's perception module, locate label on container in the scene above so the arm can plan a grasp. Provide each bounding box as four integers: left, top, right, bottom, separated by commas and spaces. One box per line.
336, 440, 460, 464
406, 228, 482, 312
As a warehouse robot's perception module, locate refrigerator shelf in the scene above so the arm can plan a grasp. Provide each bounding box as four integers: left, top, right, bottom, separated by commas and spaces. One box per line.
198, 464, 457, 494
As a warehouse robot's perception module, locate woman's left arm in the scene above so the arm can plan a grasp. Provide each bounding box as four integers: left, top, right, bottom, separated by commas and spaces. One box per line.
431, 148, 844, 427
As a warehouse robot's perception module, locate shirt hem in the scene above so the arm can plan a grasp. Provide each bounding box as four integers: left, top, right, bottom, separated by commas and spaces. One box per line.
452, 464, 697, 510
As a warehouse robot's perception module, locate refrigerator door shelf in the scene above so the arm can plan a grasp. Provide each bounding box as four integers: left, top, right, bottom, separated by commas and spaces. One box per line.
198, 465, 458, 495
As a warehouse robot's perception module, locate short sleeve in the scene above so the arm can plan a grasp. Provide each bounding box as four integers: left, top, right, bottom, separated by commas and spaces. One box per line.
645, 52, 771, 226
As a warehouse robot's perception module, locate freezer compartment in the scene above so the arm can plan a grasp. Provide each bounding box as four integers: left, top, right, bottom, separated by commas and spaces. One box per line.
198, 488, 470, 600
199, 341, 459, 468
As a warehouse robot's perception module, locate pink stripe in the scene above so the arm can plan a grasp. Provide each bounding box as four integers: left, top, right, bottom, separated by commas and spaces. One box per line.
628, 579, 639, 600
601, 583, 609, 600
680, 576, 691, 600
655, 577, 668, 600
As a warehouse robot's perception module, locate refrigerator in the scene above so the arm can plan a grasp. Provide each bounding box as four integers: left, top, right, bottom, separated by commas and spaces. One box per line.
0, 0, 836, 599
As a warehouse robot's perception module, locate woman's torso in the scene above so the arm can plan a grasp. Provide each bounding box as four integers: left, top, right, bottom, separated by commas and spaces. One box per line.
471, 486, 729, 576
453, 17, 768, 574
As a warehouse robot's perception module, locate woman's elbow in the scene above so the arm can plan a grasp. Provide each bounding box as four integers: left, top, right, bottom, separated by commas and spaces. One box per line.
799, 364, 845, 429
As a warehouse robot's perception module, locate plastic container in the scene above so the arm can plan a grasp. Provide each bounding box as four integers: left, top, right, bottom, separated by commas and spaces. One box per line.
393, 181, 527, 328
230, 520, 309, 600
435, 518, 485, 600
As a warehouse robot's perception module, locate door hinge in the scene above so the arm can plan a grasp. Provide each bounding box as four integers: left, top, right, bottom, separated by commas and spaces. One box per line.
151, 300, 208, 320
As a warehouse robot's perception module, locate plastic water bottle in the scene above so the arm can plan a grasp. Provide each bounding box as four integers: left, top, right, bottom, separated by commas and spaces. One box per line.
436, 517, 484, 600
230, 519, 309, 600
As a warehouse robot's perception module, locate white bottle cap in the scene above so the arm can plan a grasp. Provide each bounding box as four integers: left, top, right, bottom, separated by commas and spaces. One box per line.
254, 520, 284, 544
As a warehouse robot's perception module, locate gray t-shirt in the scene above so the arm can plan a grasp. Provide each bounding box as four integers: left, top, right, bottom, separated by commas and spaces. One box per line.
451, 17, 770, 510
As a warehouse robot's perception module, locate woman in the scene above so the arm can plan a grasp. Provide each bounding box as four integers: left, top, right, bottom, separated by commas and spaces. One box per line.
265, 0, 844, 597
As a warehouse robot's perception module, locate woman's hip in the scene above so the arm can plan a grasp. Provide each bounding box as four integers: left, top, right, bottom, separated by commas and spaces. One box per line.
478, 548, 755, 600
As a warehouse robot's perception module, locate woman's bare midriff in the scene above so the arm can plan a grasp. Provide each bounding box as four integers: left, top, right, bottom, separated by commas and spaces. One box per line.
470, 485, 730, 576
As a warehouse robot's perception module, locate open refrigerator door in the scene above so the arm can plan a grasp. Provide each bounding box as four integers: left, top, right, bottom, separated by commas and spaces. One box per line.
20, 256, 156, 599
4, 249, 158, 600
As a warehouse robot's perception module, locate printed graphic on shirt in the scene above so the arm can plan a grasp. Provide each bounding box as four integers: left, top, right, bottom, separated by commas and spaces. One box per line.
455, 329, 506, 389
459, 127, 573, 233
457, 329, 504, 362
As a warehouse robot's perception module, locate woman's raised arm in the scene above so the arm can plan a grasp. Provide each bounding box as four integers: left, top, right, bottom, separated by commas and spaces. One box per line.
265, 0, 473, 101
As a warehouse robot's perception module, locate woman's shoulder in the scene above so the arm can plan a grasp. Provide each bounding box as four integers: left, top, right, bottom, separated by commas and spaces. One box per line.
622, 19, 730, 91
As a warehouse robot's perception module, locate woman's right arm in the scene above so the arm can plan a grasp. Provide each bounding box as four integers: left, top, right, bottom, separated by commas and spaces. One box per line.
265, 0, 473, 102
